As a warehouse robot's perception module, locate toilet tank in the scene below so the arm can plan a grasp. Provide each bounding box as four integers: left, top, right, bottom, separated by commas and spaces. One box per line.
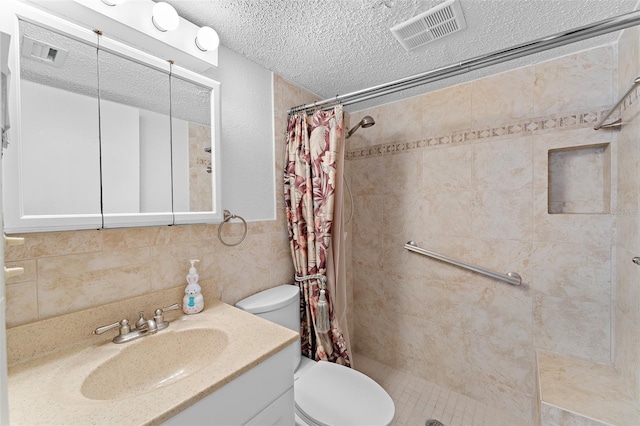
235, 285, 301, 368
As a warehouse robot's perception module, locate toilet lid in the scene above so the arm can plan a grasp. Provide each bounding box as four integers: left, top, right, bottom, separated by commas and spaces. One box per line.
295, 361, 395, 426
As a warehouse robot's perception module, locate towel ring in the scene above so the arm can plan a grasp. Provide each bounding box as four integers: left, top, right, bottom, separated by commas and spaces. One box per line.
217, 210, 247, 247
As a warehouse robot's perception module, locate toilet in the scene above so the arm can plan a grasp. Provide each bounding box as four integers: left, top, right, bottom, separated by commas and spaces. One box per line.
236, 284, 395, 426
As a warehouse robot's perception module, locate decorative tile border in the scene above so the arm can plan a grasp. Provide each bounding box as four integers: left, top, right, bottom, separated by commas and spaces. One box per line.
346, 107, 611, 160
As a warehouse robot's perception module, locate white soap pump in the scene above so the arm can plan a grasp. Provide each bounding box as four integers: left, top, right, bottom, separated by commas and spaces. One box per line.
183, 259, 204, 315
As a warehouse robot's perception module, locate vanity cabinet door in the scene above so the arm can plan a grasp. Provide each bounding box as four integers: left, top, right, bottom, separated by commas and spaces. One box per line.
162, 343, 295, 426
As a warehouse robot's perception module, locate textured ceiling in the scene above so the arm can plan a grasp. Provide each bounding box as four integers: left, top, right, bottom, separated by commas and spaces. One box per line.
167, 0, 639, 111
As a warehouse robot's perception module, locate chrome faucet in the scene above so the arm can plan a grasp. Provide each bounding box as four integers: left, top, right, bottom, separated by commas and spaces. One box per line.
135, 311, 159, 334
93, 303, 181, 344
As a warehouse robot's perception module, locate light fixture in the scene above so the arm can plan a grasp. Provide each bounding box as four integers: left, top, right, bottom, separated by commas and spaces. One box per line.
152, 2, 179, 32
100, 0, 127, 5
195, 26, 219, 51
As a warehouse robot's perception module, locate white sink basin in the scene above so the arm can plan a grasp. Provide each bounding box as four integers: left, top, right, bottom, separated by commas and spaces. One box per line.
81, 328, 228, 400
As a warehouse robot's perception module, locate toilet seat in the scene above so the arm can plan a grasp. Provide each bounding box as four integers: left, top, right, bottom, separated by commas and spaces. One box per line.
294, 361, 395, 426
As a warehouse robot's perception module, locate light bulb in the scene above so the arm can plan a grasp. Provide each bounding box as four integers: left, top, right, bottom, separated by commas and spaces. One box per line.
152, 2, 179, 32
195, 26, 219, 51
100, 0, 126, 5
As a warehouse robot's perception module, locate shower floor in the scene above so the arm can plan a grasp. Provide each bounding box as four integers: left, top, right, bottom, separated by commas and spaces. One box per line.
354, 354, 531, 426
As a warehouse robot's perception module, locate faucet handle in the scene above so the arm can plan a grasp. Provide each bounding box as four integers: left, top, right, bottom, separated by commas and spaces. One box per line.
154, 303, 181, 330
93, 319, 130, 336
160, 303, 180, 313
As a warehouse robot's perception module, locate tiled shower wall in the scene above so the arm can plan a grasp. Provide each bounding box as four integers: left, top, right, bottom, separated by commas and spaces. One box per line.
4, 74, 318, 328
347, 45, 617, 422
616, 24, 640, 403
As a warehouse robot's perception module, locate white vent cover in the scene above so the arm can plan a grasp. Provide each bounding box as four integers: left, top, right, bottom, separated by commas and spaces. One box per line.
21, 36, 68, 67
391, 0, 467, 52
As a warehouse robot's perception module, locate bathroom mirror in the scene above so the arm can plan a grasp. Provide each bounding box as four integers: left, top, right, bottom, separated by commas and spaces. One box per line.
7, 20, 103, 230
98, 45, 174, 228
3, 9, 221, 233
170, 72, 220, 222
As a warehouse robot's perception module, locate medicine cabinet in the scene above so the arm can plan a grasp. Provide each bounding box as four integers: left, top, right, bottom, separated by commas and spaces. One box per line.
3, 4, 222, 233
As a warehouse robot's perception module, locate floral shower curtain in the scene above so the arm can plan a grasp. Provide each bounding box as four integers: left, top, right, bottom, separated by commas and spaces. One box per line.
284, 105, 351, 366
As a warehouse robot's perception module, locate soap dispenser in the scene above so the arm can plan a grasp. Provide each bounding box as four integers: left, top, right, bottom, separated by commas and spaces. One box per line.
183, 259, 204, 315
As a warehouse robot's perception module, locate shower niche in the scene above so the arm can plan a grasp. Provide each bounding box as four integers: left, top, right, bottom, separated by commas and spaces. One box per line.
547, 143, 611, 214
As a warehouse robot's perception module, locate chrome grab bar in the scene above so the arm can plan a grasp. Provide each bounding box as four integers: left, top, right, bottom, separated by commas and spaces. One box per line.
403, 241, 522, 286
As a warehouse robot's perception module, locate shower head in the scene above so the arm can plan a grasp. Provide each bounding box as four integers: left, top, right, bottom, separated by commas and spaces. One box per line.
346, 116, 375, 138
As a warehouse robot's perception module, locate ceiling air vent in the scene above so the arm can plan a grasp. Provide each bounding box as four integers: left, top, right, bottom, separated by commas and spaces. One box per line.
21, 36, 68, 67
391, 0, 467, 52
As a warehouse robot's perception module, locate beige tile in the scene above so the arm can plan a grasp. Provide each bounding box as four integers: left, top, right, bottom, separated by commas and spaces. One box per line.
37, 247, 151, 278
5, 230, 102, 261
382, 152, 422, 195
539, 403, 609, 426
101, 227, 161, 250
382, 192, 423, 244
353, 194, 384, 250
4, 260, 36, 285
351, 101, 419, 146
349, 156, 386, 196
617, 214, 639, 255
383, 312, 428, 360
150, 239, 220, 292
538, 350, 640, 426
5, 281, 38, 327
37, 264, 152, 319
422, 191, 474, 238
467, 278, 533, 343
472, 66, 534, 128
418, 82, 473, 136
353, 267, 385, 310
384, 274, 478, 328
533, 187, 613, 246
615, 246, 640, 319
354, 304, 392, 365
473, 137, 532, 191
422, 145, 473, 193
616, 117, 639, 224
615, 306, 640, 401
155, 225, 204, 245
533, 292, 611, 363
352, 235, 386, 272
470, 238, 533, 285
534, 46, 615, 116
463, 362, 534, 423
472, 189, 532, 240
532, 127, 614, 190
216, 234, 280, 305
421, 320, 471, 392
532, 241, 611, 303
467, 333, 534, 395
618, 26, 640, 99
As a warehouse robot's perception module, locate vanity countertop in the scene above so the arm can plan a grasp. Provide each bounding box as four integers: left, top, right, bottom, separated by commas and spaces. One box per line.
7, 298, 299, 425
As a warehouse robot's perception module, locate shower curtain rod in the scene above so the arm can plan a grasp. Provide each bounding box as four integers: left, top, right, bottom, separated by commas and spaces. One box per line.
288, 9, 640, 114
